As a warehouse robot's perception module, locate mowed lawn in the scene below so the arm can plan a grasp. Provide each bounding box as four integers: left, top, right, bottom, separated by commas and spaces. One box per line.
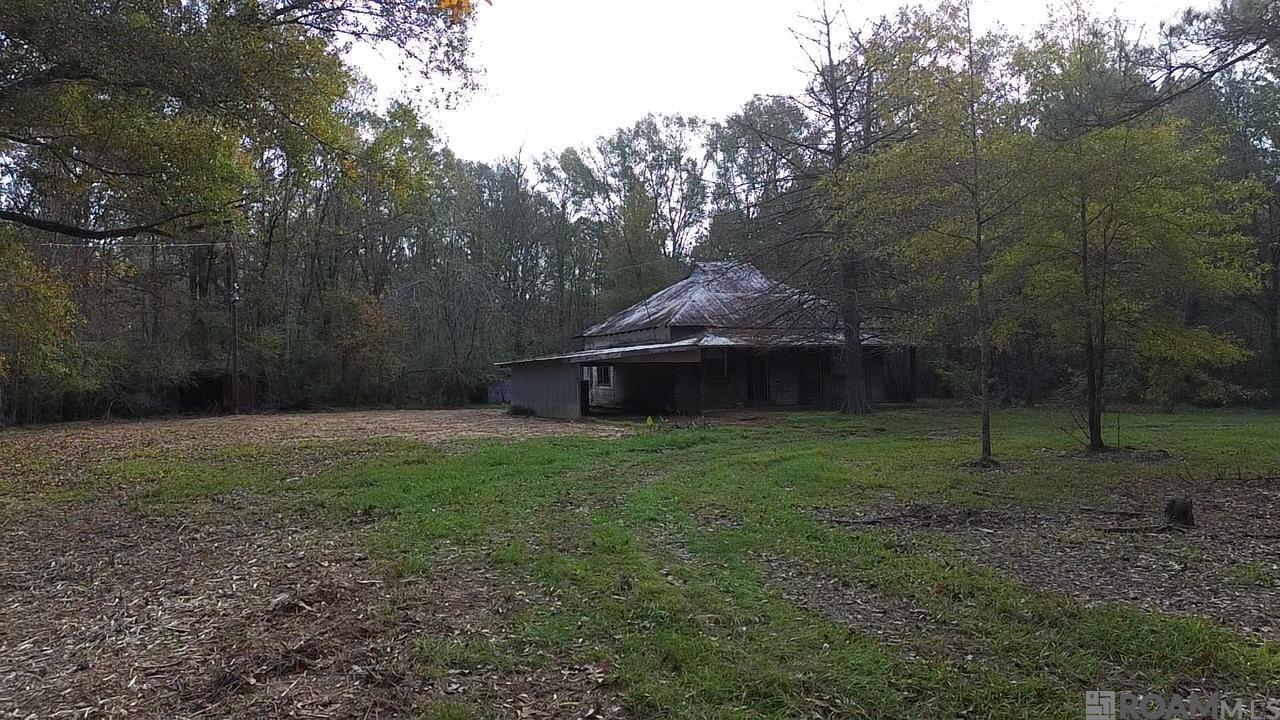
3, 407, 1279, 719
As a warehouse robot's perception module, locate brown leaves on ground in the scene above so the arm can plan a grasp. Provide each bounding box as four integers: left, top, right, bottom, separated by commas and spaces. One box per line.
0, 410, 629, 718
2, 493, 421, 718
0, 489, 622, 719
0, 408, 627, 494
817, 476, 1280, 641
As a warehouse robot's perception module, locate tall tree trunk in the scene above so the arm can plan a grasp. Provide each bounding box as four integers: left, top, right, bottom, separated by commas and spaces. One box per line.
840, 258, 871, 414
8, 348, 22, 426
227, 246, 242, 414
1267, 245, 1280, 380
1079, 195, 1105, 451
976, 270, 994, 465
841, 313, 870, 414
1084, 332, 1105, 451
907, 346, 918, 402
971, 149, 993, 464
963, 9, 993, 466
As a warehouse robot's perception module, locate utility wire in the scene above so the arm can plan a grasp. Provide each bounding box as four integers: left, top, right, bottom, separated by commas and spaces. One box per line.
27, 240, 229, 248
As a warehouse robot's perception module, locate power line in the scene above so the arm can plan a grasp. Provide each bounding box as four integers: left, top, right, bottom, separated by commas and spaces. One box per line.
26, 240, 229, 249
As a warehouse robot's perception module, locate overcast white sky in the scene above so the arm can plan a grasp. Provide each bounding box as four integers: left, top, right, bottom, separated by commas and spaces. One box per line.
355, 0, 1206, 162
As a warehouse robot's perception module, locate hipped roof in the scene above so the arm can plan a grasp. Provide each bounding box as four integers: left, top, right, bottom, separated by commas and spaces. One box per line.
578, 261, 839, 338
497, 262, 892, 367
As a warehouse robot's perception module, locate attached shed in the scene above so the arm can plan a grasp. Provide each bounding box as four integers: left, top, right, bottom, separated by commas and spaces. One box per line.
498, 262, 910, 419
508, 360, 584, 419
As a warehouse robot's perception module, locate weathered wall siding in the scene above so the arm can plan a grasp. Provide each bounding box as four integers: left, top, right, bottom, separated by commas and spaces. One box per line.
699, 350, 748, 408
510, 362, 582, 419
795, 351, 823, 405
614, 349, 700, 364
674, 349, 839, 411
672, 365, 701, 412
824, 363, 844, 409
583, 327, 671, 350
589, 367, 623, 407
570, 347, 892, 415
700, 369, 734, 408
864, 349, 887, 403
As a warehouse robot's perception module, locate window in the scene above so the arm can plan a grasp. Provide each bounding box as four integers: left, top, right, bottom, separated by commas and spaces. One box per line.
595, 365, 612, 388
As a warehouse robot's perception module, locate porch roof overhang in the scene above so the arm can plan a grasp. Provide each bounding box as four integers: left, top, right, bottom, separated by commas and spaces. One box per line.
495, 337, 703, 366
495, 329, 888, 367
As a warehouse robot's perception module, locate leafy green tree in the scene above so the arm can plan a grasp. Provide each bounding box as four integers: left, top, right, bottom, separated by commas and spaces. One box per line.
538, 117, 698, 318
0, 235, 87, 423
550, 114, 707, 263
0, 0, 473, 240
704, 96, 813, 261
606, 115, 709, 260
1203, 64, 1280, 391
714, 6, 936, 414
332, 291, 406, 403
1018, 17, 1260, 446
831, 1, 1033, 462
599, 179, 683, 313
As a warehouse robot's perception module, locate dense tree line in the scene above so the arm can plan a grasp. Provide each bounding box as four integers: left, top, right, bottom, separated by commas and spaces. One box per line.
2, 0, 1278, 457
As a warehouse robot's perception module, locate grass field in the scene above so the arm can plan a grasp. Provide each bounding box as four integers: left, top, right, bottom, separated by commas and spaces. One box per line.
2, 406, 1279, 718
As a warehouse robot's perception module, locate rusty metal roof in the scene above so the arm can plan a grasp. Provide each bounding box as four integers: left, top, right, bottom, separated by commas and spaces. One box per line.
495, 329, 886, 367
495, 263, 894, 367
579, 262, 840, 338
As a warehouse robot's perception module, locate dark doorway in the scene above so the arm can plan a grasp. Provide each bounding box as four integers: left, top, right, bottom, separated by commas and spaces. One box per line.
797, 352, 821, 405
746, 355, 769, 405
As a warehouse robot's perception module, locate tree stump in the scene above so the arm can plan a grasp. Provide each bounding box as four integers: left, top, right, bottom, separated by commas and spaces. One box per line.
1164, 496, 1196, 528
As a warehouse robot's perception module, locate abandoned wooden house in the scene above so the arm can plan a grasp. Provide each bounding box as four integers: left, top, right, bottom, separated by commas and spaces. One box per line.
498, 262, 913, 419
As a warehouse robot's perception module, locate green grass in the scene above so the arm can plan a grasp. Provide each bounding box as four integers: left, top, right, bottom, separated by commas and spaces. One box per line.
419, 700, 476, 720
1223, 561, 1279, 588
80, 406, 1280, 718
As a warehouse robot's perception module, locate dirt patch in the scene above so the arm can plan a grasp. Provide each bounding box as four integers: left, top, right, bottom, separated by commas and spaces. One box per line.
0, 409, 628, 494
1062, 446, 1177, 463
759, 552, 984, 665
1, 493, 417, 718
696, 410, 788, 427
820, 481, 1280, 641
694, 505, 742, 531
820, 505, 1035, 531
0, 492, 621, 719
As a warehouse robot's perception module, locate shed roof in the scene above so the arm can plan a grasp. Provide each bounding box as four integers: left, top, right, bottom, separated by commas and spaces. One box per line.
578, 261, 838, 338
